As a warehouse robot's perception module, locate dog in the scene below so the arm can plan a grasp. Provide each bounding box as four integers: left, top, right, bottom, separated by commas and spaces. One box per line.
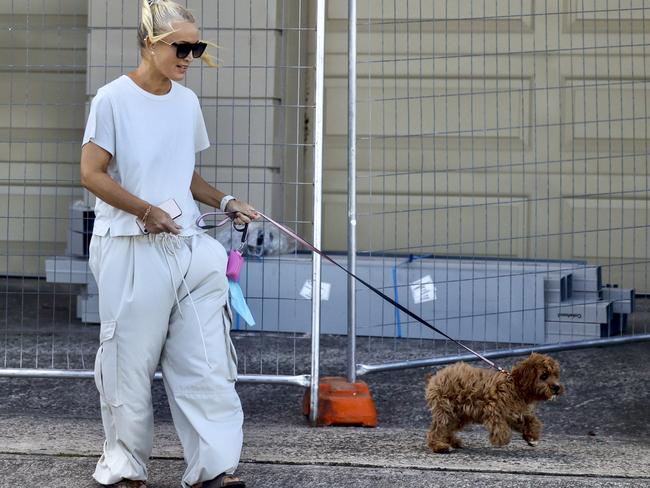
425, 353, 564, 453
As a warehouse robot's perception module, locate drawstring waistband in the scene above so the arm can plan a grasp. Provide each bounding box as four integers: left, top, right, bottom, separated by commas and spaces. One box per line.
150, 233, 212, 369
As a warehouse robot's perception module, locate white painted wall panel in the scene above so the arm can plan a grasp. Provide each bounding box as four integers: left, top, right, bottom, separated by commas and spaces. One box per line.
316, 1, 650, 293
1, 2, 87, 274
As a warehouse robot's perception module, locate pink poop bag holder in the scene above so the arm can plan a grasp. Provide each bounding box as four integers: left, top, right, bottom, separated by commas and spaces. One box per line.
226, 248, 245, 281
226, 222, 248, 280
224, 221, 247, 281
225, 223, 255, 326
194, 212, 255, 325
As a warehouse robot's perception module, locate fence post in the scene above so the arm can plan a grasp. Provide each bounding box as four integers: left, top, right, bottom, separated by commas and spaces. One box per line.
308, 0, 327, 426
347, 0, 358, 384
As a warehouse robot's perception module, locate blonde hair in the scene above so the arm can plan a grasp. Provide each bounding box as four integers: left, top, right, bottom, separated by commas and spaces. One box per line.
138, 0, 218, 67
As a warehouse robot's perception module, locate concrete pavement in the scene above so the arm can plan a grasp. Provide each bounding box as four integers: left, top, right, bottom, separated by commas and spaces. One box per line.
0, 415, 648, 487
1, 342, 650, 486
0, 276, 649, 487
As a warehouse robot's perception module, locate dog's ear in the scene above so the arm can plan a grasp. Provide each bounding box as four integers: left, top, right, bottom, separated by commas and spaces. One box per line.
511, 356, 540, 395
529, 353, 560, 377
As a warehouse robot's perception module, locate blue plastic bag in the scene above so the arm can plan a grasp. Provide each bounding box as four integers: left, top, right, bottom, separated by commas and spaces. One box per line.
228, 279, 255, 326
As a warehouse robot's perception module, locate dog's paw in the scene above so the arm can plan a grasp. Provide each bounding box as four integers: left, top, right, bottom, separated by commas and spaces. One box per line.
489, 431, 512, 447
523, 430, 540, 446
428, 441, 452, 453
431, 446, 452, 454
450, 437, 463, 449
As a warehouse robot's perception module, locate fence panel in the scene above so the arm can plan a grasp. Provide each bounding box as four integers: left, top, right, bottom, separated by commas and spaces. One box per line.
337, 0, 650, 374
0, 0, 325, 392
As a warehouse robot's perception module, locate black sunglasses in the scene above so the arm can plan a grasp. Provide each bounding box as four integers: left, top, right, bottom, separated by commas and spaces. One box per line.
159, 39, 207, 59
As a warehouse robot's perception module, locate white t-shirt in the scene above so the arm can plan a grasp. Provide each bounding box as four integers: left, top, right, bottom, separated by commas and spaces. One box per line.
82, 75, 210, 236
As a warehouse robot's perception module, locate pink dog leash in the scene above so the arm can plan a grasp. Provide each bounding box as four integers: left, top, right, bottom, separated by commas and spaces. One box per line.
196, 210, 511, 376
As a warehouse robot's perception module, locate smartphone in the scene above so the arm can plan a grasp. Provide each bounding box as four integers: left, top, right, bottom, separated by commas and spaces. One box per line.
136, 198, 182, 234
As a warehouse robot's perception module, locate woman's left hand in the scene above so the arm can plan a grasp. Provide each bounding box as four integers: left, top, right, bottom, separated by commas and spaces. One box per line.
225, 199, 260, 225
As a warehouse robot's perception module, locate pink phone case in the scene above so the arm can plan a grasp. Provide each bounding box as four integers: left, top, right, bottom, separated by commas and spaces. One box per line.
136, 198, 182, 234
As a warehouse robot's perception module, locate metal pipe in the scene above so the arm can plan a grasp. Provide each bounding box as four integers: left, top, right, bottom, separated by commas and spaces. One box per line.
356, 334, 650, 376
347, 0, 357, 384
0, 370, 312, 387
309, 0, 327, 426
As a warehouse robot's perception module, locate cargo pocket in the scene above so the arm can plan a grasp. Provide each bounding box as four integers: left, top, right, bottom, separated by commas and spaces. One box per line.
94, 320, 122, 407
223, 303, 239, 381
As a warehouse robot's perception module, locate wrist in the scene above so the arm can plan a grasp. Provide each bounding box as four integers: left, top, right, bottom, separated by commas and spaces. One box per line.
220, 194, 236, 212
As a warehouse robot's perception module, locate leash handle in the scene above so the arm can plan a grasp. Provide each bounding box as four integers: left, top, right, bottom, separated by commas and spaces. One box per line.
196, 212, 248, 251
196, 210, 508, 374
195, 213, 231, 229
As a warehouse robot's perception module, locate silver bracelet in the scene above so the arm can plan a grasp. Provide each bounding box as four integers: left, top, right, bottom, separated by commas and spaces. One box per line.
220, 194, 236, 212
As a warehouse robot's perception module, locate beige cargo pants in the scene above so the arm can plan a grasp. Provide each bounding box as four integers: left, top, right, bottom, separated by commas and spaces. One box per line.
88, 231, 243, 487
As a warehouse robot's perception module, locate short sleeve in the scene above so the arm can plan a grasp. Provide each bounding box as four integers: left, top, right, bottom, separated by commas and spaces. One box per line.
82, 91, 116, 157
194, 98, 210, 153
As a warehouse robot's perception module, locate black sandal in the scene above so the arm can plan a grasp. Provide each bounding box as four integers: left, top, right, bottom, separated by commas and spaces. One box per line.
104, 480, 147, 488
201, 473, 246, 488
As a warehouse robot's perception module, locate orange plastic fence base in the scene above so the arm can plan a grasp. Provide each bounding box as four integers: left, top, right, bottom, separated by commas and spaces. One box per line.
303, 376, 378, 427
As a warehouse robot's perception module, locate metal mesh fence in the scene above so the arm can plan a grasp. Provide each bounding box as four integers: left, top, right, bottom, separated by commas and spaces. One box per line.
2, 0, 89, 372
348, 1, 650, 370
2, 0, 649, 384
1, 0, 321, 385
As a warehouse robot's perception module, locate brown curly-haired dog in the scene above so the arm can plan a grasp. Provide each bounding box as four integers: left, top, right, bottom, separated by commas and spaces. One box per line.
425, 353, 564, 453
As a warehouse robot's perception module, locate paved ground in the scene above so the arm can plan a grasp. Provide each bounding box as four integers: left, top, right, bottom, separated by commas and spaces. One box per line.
1, 341, 649, 487
1, 279, 649, 487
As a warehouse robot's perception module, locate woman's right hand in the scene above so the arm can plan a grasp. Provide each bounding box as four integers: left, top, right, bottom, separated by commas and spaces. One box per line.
144, 206, 182, 235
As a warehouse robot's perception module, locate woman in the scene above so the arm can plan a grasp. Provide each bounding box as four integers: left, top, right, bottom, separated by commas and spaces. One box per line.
80, 1, 256, 486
